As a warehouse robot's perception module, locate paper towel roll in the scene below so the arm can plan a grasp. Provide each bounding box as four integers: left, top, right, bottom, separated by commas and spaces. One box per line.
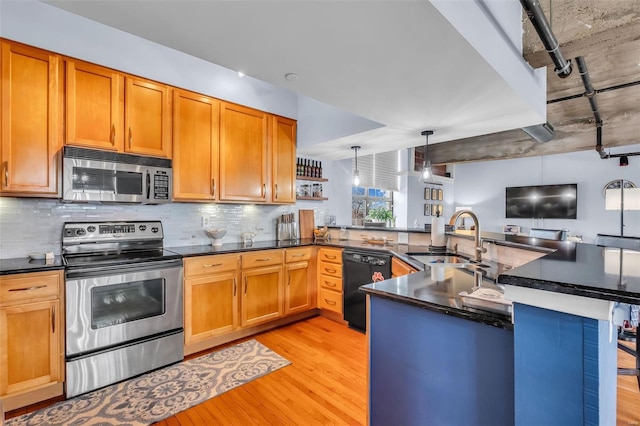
431, 217, 445, 247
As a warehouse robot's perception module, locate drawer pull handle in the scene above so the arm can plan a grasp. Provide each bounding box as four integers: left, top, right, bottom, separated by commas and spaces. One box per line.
233, 277, 237, 296
3, 161, 8, 188
110, 123, 115, 144
325, 281, 337, 287
274, 184, 278, 199
244, 276, 248, 294
203, 263, 223, 267
9, 285, 47, 292
128, 127, 132, 148
51, 305, 55, 333
255, 258, 271, 262
325, 255, 337, 259
292, 254, 305, 257
325, 268, 336, 274
324, 299, 337, 305
211, 178, 216, 197
262, 183, 266, 198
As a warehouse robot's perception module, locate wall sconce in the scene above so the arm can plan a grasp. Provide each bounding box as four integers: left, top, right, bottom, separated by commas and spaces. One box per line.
419, 130, 434, 183
351, 146, 361, 186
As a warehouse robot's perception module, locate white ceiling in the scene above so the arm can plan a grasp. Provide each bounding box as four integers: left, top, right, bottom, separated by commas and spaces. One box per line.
44, 0, 547, 160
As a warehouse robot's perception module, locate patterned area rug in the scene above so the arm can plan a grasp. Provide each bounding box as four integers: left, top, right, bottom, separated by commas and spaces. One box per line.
7, 339, 290, 426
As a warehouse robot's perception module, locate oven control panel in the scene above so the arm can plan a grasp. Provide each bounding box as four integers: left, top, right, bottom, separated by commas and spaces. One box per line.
62, 221, 164, 244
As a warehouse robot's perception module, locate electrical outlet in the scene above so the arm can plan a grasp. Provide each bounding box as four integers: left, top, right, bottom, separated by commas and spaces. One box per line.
201, 216, 210, 227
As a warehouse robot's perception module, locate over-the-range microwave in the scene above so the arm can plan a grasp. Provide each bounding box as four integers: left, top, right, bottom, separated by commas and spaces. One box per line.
62, 146, 172, 204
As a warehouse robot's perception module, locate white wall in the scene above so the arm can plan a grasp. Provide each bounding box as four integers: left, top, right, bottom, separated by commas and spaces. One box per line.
452, 145, 640, 242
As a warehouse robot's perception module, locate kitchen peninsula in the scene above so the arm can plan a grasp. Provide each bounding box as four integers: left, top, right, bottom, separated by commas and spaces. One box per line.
362, 241, 640, 425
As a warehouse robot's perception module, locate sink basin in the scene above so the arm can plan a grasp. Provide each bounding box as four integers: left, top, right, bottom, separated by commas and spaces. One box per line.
409, 254, 471, 268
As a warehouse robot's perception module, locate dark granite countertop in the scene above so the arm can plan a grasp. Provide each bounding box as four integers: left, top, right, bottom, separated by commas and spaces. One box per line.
0, 256, 65, 276
328, 224, 453, 233
498, 242, 640, 304
167, 239, 317, 257
361, 265, 513, 330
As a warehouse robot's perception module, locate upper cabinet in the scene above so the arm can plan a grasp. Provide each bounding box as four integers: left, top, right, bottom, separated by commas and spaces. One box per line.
219, 102, 269, 202
65, 59, 171, 158
65, 61, 124, 151
124, 77, 171, 158
271, 116, 297, 204
172, 89, 220, 201
0, 40, 62, 197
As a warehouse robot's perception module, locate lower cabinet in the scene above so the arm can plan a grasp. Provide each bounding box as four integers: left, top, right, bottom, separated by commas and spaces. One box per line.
184, 254, 240, 346
241, 264, 283, 327
317, 247, 344, 316
392, 257, 418, 278
0, 270, 64, 411
183, 248, 317, 354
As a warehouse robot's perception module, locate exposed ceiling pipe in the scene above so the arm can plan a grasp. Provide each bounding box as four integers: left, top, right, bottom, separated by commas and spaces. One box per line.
575, 56, 640, 161
575, 56, 606, 159
519, 0, 572, 78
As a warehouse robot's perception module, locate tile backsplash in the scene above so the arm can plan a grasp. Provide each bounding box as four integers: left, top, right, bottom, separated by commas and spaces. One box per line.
0, 198, 329, 258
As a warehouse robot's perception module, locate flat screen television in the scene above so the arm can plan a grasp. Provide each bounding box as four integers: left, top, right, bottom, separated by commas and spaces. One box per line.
505, 184, 577, 219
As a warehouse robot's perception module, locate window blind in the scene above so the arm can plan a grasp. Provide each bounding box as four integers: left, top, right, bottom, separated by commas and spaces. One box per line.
353, 150, 399, 191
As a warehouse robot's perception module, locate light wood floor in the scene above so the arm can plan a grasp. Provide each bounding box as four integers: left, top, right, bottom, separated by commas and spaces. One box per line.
6, 316, 639, 425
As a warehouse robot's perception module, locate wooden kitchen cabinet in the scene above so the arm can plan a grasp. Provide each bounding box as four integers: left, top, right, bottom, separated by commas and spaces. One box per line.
183, 254, 241, 347
0, 40, 62, 197
172, 89, 220, 201
241, 249, 284, 327
317, 247, 344, 315
124, 77, 171, 158
0, 270, 64, 411
219, 102, 269, 202
65, 59, 171, 158
271, 115, 297, 204
392, 257, 418, 278
65, 60, 124, 151
284, 247, 315, 315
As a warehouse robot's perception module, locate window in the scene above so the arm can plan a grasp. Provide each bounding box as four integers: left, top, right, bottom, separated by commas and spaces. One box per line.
352, 187, 394, 226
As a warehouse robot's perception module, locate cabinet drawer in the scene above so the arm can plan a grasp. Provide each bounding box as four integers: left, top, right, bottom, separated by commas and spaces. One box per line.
318, 248, 342, 264
242, 249, 283, 269
318, 274, 342, 292
285, 247, 312, 263
184, 254, 240, 277
318, 288, 342, 314
0, 271, 61, 305
318, 260, 342, 278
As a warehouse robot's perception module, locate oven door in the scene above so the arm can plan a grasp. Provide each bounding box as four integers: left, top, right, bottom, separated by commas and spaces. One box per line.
65, 260, 183, 357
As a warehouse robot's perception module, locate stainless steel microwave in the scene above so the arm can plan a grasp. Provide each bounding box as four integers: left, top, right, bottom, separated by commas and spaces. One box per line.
62, 147, 172, 204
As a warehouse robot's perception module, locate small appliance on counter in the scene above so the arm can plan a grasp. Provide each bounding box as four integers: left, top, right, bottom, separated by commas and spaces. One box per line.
276, 213, 298, 241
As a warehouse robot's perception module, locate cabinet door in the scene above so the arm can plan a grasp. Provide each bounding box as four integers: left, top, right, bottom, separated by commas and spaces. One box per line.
285, 261, 314, 315
184, 272, 238, 344
0, 41, 61, 196
241, 265, 283, 327
173, 90, 220, 201
125, 77, 171, 158
219, 102, 268, 202
66, 60, 124, 151
392, 257, 416, 278
0, 300, 61, 396
271, 115, 296, 203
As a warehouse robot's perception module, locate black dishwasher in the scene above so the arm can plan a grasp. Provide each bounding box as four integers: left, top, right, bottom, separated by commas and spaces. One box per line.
343, 249, 392, 332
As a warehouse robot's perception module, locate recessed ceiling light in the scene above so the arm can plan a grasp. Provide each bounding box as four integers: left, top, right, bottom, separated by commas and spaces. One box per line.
238, 71, 245, 78
284, 73, 298, 82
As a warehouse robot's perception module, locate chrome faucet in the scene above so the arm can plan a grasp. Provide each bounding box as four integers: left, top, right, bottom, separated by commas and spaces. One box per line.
449, 210, 486, 262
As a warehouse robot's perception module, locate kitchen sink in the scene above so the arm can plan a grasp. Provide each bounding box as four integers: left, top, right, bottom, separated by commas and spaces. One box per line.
409, 253, 471, 268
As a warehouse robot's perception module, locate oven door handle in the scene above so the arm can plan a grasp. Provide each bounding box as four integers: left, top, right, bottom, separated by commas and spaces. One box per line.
65, 259, 183, 279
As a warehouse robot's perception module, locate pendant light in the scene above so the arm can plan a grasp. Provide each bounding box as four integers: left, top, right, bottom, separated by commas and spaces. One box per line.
351, 146, 361, 186
419, 130, 434, 183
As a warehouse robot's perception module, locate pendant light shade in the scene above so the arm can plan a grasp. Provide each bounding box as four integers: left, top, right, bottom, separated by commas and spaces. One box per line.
419, 130, 434, 183
351, 146, 361, 186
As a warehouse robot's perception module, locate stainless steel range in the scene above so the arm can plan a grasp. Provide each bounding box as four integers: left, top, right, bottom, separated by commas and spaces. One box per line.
62, 220, 183, 397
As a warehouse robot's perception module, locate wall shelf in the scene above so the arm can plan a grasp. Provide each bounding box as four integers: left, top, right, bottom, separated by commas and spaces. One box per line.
296, 176, 328, 182
296, 196, 328, 201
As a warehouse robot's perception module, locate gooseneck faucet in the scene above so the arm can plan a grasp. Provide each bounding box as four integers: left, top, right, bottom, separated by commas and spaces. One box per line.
449, 210, 486, 262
